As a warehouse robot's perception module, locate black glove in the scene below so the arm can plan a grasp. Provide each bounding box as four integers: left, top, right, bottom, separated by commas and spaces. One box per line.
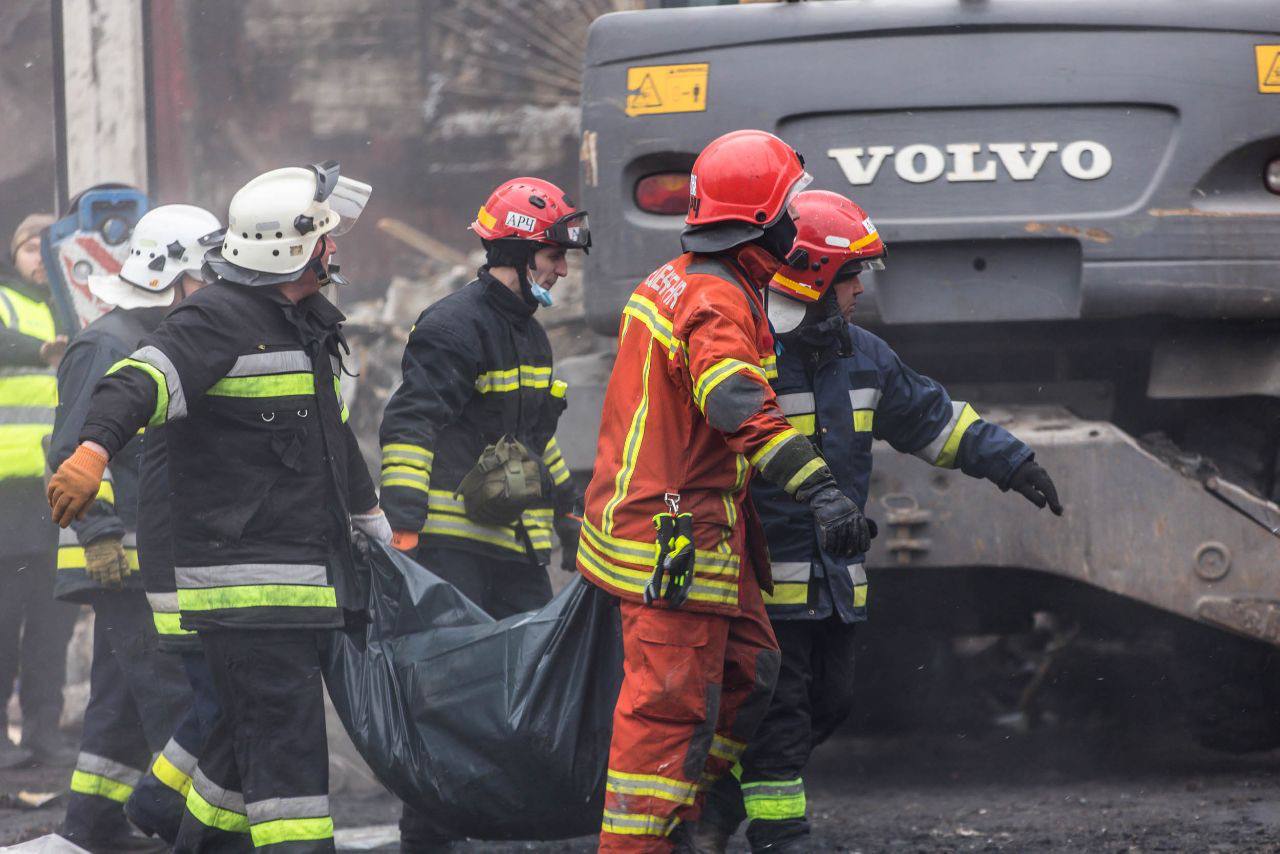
554, 514, 581, 572
806, 484, 872, 557
1007, 460, 1063, 515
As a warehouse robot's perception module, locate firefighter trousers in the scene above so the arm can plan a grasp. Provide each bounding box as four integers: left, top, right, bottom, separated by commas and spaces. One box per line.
125, 650, 221, 843
61, 591, 193, 849
699, 618, 858, 851
599, 570, 780, 853
399, 545, 553, 852
174, 629, 333, 854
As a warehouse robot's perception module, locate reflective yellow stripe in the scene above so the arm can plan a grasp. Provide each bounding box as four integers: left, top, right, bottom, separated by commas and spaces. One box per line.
474, 365, 553, 393
544, 438, 571, 486
741, 778, 806, 821
693, 358, 766, 412
851, 231, 880, 251
381, 443, 434, 469
581, 519, 739, 574
70, 770, 134, 803
0, 424, 52, 478
177, 584, 337, 612
770, 271, 821, 300
381, 464, 430, 493
151, 752, 192, 796
578, 535, 738, 606
108, 358, 169, 426
760, 354, 778, 380
57, 547, 140, 572
333, 376, 349, 423
250, 816, 334, 848
0, 286, 55, 338
0, 374, 57, 406
621, 294, 684, 357
854, 584, 868, 608
96, 480, 115, 505
185, 785, 249, 833
853, 409, 874, 432
601, 809, 678, 837
936, 403, 980, 468
207, 373, 314, 398
763, 581, 809, 606
476, 205, 497, 230
709, 734, 747, 763
748, 427, 802, 469
783, 457, 827, 495
602, 342, 654, 534
152, 611, 196, 636
787, 413, 815, 435
606, 769, 698, 805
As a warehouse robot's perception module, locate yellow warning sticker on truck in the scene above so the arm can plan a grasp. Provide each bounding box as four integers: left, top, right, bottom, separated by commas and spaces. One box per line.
1256, 45, 1280, 93
626, 63, 709, 117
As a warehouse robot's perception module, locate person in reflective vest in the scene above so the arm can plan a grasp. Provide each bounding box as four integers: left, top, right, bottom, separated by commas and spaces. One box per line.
695, 190, 1063, 853
0, 212, 78, 769
579, 131, 877, 852
47, 163, 388, 854
377, 176, 587, 851
49, 204, 226, 849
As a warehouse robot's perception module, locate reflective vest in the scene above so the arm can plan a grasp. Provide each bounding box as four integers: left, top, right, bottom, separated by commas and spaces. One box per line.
0, 284, 57, 481
751, 322, 1032, 623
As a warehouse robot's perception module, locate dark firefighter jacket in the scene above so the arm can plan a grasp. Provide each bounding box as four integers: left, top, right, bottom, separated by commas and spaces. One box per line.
78, 281, 378, 632
752, 320, 1032, 623
49, 306, 168, 603
378, 268, 572, 564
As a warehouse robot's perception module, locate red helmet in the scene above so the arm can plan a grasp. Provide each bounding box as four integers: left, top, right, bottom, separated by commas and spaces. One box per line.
767, 190, 886, 333
686, 130, 811, 228
470, 177, 590, 252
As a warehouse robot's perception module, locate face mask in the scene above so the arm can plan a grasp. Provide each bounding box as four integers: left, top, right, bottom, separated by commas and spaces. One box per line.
526, 257, 555, 308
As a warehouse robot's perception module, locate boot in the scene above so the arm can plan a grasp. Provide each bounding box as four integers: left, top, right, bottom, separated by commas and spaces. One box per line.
23, 715, 78, 765
672, 820, 732, 854
0, 731, 33, 769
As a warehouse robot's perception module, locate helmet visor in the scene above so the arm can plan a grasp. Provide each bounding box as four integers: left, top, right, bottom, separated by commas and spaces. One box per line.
779, 171, 814, 223
544, 210, 591, 252
835, 253, 887, 281
328, 175, 373, 236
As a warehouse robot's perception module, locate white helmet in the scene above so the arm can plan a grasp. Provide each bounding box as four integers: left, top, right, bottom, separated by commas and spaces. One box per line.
88, 204, 222, 309
205, 161, 371, 287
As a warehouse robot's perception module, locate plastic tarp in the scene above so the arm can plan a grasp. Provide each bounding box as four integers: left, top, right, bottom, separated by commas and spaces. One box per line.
323, 541, 623, 840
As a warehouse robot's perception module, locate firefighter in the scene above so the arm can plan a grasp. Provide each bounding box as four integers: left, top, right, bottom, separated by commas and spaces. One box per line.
377, 176, 587, 851
50, 204, 226, 850
694, 190, 1064, 852
578, 129, 874, 852
0, 212, 78, 769
47, 162, 389, 854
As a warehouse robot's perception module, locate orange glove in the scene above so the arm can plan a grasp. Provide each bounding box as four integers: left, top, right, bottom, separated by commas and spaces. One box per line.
390, 529, 419, 552
48, 444, 108, 527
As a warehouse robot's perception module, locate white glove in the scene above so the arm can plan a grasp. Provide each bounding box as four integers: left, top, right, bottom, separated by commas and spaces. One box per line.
352, 508, 393, 545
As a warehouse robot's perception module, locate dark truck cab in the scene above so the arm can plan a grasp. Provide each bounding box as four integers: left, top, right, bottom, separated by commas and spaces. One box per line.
567, 0, 1280, 746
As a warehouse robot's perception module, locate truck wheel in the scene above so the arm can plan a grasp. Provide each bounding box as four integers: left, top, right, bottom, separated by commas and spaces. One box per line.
1173, 626, 1280, 754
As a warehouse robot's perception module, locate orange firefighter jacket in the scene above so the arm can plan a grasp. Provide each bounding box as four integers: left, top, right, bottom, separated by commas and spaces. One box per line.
579, 244, 834, 617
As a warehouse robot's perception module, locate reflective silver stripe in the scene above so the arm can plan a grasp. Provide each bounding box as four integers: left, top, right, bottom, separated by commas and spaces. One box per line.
848, 388, 882, 410
174, 563, 328, 589
848, 562, 867, 586
381, 469, 428, 487
226, 350, 310, 377
914, 400, 966, 464
0, 289, 16, 327
246, 795, 331, 824
160, 738, 198, 776
59, 529, 137, 547
0, 405, 55, 423
770, 561, 811, 584
775, 392, 815, 414
132, 346, 188, 421
606, 772, 696, 803
741, 779, 805, 798
76, 752, 144, 785
0, 367, 56, 378
192, 767, 245, 813
147, 592, 179, 613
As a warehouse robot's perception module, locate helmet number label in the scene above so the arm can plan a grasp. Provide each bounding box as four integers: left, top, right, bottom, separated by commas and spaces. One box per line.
505, 211, 538, 233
